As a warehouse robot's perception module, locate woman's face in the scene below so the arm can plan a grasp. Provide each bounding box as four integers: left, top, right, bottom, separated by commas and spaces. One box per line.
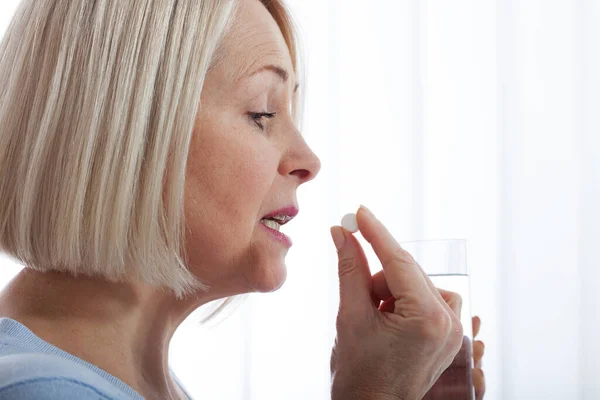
184, 0, 320, 295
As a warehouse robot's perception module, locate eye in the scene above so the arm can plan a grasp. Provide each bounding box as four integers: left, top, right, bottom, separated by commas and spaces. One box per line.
248, 112, 276, 130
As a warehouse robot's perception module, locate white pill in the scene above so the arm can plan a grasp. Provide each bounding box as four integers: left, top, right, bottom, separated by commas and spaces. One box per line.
341, 213, 358, 233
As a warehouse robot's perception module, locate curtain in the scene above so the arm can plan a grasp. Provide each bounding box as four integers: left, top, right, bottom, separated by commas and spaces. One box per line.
1, 1, 599, 399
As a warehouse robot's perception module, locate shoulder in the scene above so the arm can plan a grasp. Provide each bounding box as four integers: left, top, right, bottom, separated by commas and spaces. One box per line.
0, 353, 120, 400
0, 378, 114, 400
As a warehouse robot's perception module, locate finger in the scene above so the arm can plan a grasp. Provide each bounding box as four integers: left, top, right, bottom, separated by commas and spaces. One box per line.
373, 259, 463, 327
473, 340, 485, 367
412, 259, 461, 320
331, 226, 375, 316
438, 288, 462, 320
473, 368, 486, 400
372, 269, 392, 302
473, 316, 481, 338
357, 207, 459, 319
356, 207, 431, 301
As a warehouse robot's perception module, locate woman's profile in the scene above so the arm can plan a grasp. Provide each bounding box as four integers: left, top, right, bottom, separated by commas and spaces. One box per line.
0, 1, 484, 399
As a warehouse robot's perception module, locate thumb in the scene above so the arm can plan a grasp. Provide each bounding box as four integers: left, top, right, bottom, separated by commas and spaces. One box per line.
330, 226, 374, 317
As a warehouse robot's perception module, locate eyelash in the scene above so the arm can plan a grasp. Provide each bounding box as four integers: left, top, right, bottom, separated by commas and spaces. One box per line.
248, 112, 276, 130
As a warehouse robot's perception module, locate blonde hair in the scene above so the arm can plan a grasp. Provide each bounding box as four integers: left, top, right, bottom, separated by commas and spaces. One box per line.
0, 0, 304, 300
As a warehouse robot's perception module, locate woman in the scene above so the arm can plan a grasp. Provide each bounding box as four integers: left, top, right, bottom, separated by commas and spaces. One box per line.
0, 0, 485, 399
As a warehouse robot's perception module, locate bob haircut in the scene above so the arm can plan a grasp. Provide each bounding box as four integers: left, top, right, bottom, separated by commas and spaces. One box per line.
0, 0, 304, 299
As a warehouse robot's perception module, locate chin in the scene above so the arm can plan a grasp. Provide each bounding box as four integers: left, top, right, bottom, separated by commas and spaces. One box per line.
249, 260, 288, 293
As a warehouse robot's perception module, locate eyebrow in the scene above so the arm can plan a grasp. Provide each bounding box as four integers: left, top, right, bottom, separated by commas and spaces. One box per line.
248, 64, 300, 93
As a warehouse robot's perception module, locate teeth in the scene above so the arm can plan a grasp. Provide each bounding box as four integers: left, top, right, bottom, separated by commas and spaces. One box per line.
270, 214, 291, 224
261, 219, 281, 231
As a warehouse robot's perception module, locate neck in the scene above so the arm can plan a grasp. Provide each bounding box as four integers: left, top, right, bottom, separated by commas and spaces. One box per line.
0, 268, 221, 400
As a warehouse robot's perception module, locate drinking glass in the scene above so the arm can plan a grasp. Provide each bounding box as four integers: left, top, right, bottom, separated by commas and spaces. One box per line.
400, 239, 474, 400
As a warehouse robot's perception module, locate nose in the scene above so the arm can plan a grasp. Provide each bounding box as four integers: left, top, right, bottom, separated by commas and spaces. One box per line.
279, 133, 321, 185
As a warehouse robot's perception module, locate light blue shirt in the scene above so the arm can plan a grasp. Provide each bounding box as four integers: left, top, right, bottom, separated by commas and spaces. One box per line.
0, 318, 192, 399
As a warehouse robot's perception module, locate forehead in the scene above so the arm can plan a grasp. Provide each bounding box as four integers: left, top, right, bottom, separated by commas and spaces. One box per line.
216, 0, 294, 81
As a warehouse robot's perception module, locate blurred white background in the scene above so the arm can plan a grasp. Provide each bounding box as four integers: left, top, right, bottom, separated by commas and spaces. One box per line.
1, 1, 599, 399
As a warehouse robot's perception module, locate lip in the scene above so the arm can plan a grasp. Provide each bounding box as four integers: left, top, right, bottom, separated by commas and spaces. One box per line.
259, 222, 293, 248
260, 205, 298, 248
262, 206, 299, 221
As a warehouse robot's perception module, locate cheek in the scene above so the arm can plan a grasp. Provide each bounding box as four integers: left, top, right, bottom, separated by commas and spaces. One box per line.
182, 129, 279, 272
187, 122, 276, 213
209, 146, 276, 218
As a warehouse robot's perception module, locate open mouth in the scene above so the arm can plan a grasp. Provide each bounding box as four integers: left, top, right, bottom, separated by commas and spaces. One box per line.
259, 207, 298, 248
260, 214, 293, 232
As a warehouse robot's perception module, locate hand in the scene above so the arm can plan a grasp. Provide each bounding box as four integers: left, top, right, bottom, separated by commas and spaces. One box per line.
330, 206, 464, 400
421, 316, 486, 400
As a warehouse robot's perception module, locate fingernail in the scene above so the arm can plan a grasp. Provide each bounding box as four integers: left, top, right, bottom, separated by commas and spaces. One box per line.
359, 204, 373, 216
330, 226, 346, 250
